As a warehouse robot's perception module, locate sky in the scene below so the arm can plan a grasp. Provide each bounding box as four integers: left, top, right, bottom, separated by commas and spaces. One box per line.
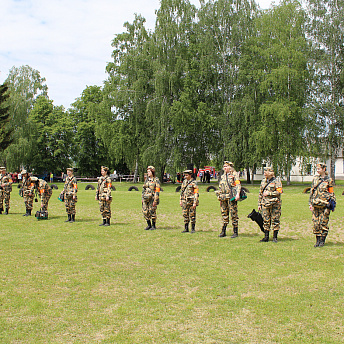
0, 0, 280, 109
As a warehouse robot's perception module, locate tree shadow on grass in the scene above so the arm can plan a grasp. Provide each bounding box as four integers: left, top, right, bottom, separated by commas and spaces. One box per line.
323, 241, 344, 247
277, 237, 299, 242
239, 232, 262, 238
159, 226, 180, 230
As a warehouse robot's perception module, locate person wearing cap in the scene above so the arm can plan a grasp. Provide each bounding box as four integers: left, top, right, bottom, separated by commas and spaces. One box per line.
258, 166, 283, 242
0, 167, 13, 215
180, 170, 199, 233
309, 163, 336, 247
60, 168, 78, 222
217, 161, 241, 238
34, 178, 52, 212
21, 170, 36, 216
142, 166, 161, 230
96, 166, 112, 226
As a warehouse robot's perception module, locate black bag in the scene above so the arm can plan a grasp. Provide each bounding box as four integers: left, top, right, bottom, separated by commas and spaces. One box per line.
36, 209, 48, 220
327, 198, 336, 212
247, 209, 264, 233
230, 188, 247, 202
58, 193, 64, 202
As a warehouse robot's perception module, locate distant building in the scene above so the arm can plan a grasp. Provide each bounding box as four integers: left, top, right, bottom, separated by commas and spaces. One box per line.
247, 149, 344, 182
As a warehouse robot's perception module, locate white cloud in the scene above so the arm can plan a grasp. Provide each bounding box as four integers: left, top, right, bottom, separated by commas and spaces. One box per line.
0, 0, 279, 109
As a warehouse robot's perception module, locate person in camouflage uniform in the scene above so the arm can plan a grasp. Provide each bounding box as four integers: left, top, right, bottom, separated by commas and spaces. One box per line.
60, 168, 78, 222
96, 166, 112, 226
0, 167, 13, 215
258, 166, 283, 243
34, 178, 52, 212
309, 163, 336, 247
216, 161, 241, 238
180, 170, 199, 233
142, 166, 160, 230
21, 170, 36, 216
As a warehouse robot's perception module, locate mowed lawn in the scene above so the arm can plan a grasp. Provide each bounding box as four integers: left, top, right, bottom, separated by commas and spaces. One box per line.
1, 181, 343, 343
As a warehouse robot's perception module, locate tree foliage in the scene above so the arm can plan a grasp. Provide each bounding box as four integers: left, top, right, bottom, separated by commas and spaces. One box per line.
0, 83, 13, 154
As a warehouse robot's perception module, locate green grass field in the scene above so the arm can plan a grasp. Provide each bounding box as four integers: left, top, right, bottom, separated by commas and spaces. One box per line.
1, 181, 343, 343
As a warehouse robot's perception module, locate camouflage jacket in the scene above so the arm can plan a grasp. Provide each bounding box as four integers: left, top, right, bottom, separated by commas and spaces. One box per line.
142, 177, 160, 203
258, 177, 283, 208
37, 179, 51, 198
63, 175, 78, 196
180, 178, 199, 205
309, 175, 335, 207
22, 176, 35, 194
0, 173, 13, 192
97, 176, 112, 200
218, 172, 241, 200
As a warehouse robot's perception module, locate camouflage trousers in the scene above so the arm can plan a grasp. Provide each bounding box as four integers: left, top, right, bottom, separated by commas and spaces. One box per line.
23, 192, 34, 210
142, 198, 157, 221
0, 191, 11, 210
312, 206, 330, 236
64, 195, 77, 215
99, 199, 112, 219
182, 201, 196, 224
220, 200, 238, 227
41, 189, 52, 211
262, 202, 281, 232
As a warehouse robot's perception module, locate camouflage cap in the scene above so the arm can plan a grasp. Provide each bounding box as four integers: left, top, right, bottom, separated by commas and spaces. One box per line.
183, 169, 193, 174
101, 166, 109, 172
316, 162, 327, 169
21, 169, 28, 174
264, 166, 274, 173
30, 176, 38, 181
223, 161, 234, 167
67, 168, 74, 172
147, 165, 155, 172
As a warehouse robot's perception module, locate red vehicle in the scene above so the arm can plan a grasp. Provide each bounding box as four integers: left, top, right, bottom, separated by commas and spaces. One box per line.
197, 166, 217, 182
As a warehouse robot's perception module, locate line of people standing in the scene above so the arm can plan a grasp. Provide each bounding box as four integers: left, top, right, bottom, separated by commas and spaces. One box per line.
1, 162, 337, 248
141, 161, 336, 248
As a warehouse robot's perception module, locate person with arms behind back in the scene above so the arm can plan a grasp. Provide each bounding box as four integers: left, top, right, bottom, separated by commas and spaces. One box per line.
60, 168, 78, 223
309, 162, 336, 247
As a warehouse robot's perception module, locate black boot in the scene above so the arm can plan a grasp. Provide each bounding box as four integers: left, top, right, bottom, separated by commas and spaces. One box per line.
0, 208, 3, 214
65, 214, 71, 222
104, 218, 110, 226
145, 220, 152, 230
23, 208, 30, 216
219, 224, 227, 237
182, 223, 189, 233
70, 214, 75, 223
231, 226, 238, 238
5, 208, 9, 215
273, 230, 278, 243
151, 220, 156, 230
319, 232, 328, 247
191, 223, 196, 233
314, 236, 321, 247
260, 230, 269, 242
99, 218, 106, 226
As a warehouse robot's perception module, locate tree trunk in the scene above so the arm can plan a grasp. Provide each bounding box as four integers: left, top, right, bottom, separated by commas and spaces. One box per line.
246, 166, 251, 184
133, 157, 139, 183
330, 156, 336, 184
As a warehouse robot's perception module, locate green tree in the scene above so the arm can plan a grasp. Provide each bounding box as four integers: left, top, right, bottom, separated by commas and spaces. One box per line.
248, 0, 311, 182
196, 0, 258, 180
3, 65, 48, 171
104, 14, 153, 182
0, 83, 13, 155
147, 0, 201, 177
305, 0, 344, 182
71, 86, 110, 177
29, 96, 74, 174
